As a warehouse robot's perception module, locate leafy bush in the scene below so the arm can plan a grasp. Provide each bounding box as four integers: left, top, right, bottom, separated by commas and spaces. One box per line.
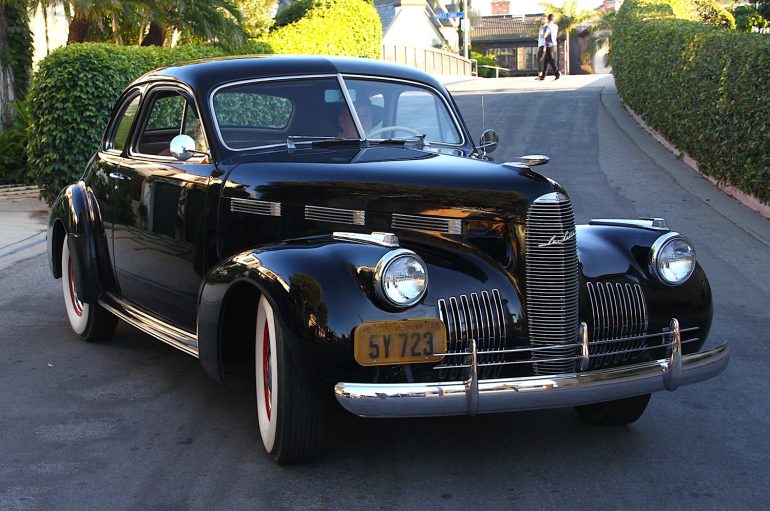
27, 0, 383, 204
733, 5, 768, 31
612, 0, 769, 204
471, 51, 500, 78
0, 100, 30, 185
26, 44, 233, 204
265, 0, 382, 58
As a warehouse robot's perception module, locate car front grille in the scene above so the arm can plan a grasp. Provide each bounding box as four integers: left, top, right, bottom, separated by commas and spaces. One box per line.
586, 281, 650, 369
436, 290, 508, 379
525, 192, 579, 375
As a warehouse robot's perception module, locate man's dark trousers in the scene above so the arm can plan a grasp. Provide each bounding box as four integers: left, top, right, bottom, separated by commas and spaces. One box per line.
540, 46, 559, 78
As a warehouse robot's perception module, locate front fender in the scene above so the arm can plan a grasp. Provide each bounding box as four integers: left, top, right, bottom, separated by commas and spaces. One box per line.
47, 181, 104, 302
576, 224, 712, 348
197, 239, 396, 383
197, 236, 524, 383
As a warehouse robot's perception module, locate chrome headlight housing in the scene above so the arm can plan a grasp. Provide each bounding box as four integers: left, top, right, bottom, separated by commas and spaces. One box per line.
650, 232, 696, 286
374, 249, 428, 307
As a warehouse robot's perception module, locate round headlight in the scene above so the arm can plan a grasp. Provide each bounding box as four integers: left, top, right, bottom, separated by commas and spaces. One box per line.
650, 233, 696, 286
374, 249, 428, 307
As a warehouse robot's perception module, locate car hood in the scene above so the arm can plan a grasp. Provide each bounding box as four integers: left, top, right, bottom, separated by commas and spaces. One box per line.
221, 146, 561, 225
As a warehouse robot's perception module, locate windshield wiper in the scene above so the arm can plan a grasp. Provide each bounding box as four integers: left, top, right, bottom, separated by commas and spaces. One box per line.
286, 135, 360, 150
368, 134, 429, 149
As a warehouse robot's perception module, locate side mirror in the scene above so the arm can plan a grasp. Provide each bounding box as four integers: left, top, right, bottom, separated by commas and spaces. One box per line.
518, 154, 550, 166
170, 134, 197, 161
479, 129, 498, 155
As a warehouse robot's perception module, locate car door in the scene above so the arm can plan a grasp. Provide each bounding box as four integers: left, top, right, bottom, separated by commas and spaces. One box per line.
110, 84, 213, 332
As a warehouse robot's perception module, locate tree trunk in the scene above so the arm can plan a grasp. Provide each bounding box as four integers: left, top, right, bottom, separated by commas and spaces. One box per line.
141, 22, 165, 46
0, 7, 16, 130
67, 12, 90, 44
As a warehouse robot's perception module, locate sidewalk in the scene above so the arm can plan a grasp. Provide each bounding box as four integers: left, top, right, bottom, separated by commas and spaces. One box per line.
0, 186, 49, 271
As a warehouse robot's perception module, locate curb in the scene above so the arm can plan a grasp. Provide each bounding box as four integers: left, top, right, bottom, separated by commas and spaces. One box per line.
621, 104, 770, 221
0, 184, 40, 202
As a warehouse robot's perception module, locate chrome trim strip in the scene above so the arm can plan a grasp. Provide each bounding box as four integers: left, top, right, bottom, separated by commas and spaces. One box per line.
305, 205, 365, 225
391, 213, 463, 235
337, 73, 365, 138
332, 231, 399, 247
340, 73, 467, 147
208, 73, 340, 152
588, 218, 669, 230
230, 197, 282, 217
334, 342, 730, 418
98, 293, 198, 358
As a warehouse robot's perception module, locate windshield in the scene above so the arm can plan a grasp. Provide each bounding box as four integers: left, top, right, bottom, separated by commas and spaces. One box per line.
211, 76, 463, 150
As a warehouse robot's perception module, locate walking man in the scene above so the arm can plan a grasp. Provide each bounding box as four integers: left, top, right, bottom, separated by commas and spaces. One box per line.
536, 17, 547, 80
539, 14, 560, 80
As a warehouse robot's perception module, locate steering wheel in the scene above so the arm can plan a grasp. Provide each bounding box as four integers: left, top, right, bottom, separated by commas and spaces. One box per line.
367, 125, 423, 138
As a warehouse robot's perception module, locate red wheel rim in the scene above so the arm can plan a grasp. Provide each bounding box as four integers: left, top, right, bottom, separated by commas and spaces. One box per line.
262, 322, 272, 420
68, 257, 84, 317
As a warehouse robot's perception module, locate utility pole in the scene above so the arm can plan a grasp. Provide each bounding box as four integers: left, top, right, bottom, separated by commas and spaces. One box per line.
462, 0, 470, 59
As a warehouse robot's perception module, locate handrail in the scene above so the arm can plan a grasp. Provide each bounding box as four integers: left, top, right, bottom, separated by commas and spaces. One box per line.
381, 45, 475, 76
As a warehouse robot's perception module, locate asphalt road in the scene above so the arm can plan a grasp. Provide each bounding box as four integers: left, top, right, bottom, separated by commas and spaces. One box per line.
1, 76, 769, 510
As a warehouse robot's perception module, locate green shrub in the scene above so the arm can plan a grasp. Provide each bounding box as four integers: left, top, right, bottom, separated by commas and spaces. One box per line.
265, 0, 382, 58
0, 100, 30, 185
26, 0, 382, 204
471, 51, 500, 78
612, 0, 769, 204
26, 44, 235, 204
273, 0, 313, 28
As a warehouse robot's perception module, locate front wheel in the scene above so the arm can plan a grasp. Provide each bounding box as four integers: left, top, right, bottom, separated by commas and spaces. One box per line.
575, 394, 651, 426
61, 234, 117, 341
255, 295, 326, 464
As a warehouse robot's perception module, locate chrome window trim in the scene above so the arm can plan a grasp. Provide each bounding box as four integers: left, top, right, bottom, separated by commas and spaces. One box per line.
649, 231, 696, 286
340, 73, 466, 147
128, 83, 211, 163
208, 74, 342, 152
373, 249, 428, 308
207, 73, 467, 152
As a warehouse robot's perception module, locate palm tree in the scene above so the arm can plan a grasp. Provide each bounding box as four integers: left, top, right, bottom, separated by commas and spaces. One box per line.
540, 0, 602, 74
0, 0, 32, 128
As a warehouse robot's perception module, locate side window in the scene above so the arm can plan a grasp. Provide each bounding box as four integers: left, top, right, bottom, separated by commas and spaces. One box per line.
108, 94, 141, 152
137, 89, 206, 157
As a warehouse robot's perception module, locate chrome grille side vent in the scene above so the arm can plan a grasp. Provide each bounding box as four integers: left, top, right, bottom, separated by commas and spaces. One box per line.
586, 282, 649, 368
230, 197, 281, 217
391, 213, 462, 235
305, 205, 365, 225
525, 192, 579, 375
437, 289, 507, 379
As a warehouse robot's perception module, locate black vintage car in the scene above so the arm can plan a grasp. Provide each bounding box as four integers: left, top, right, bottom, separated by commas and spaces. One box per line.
48, 55, 729, 464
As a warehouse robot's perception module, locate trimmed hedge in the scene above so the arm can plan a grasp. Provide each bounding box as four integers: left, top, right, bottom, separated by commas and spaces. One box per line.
612, 0, 769, 204
27, 44, 234, 204
28, 0, 382, 204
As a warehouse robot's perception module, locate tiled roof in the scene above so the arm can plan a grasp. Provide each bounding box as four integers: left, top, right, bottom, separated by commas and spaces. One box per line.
374, 0, 398, 34
471, 14, 543, 42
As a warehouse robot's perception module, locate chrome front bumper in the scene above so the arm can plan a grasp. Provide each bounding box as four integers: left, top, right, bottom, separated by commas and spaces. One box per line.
334, 342, 730, 418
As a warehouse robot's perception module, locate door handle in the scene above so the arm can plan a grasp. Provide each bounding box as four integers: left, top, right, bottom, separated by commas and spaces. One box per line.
109, 172, 130, 181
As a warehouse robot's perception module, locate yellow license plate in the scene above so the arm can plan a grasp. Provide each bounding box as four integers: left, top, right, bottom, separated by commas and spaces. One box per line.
354, 318, 446, 366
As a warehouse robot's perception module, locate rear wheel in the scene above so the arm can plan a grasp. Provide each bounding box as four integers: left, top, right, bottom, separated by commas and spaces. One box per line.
255, 295, 326, 464
61, 234, 117, 341
575, 394, 651, 426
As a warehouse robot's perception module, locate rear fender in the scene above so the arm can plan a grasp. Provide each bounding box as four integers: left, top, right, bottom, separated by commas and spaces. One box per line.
47, 181, 104, 302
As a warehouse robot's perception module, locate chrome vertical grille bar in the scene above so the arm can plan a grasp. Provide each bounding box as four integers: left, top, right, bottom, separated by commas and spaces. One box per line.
525, 192, 579, 375
585, 281, 650, 369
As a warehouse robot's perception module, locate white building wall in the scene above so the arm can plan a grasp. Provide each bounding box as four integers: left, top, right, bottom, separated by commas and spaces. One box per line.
383, 8, 447, 48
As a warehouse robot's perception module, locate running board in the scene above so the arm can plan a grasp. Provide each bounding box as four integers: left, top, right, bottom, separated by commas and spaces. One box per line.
99, 293, 199, 358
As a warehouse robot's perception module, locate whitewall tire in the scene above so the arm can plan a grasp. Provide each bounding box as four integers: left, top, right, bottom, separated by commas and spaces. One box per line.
60, 234, 117, 342
254, 294, 327, 464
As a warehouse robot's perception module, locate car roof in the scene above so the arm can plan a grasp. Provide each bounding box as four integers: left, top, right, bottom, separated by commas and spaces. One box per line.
132, 55, 448, 94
